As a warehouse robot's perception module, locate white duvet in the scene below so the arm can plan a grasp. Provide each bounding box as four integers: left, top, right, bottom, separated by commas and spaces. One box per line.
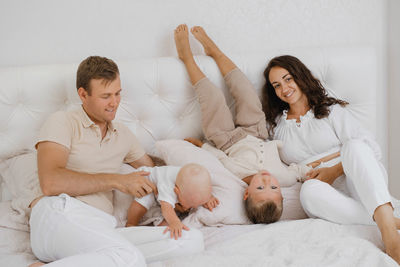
1, 200, 399, 267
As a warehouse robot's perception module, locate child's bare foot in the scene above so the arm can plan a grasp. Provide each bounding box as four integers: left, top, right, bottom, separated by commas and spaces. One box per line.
174, 24, 193, 62
190, 26, 221, 58
29, 262, 45, 267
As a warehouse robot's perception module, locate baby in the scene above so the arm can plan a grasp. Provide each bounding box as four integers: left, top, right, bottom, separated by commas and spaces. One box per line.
174, 24, 340, 224
126, 163, 219, 239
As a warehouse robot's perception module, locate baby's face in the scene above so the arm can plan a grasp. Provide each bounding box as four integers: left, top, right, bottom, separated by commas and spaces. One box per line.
176, 188, 210, 212
246, 170, 282, 205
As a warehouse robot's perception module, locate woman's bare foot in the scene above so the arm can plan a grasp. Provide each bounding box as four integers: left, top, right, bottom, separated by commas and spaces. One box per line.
174, 24, 193, 62
396, 217, 400, 229
384, 234, 400, 265
29, 262, 45, 267
190, 26, 221, 58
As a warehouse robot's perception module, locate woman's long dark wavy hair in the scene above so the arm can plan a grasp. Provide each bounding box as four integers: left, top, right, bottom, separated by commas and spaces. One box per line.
262, 55, 348, 136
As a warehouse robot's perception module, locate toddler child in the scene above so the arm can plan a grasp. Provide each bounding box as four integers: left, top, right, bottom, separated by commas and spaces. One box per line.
126, 163, 219, 239
174, 24, 339, 224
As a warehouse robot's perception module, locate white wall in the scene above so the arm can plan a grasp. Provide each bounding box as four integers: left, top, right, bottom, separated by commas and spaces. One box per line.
388, 0, 400, 198
0, 0, 395, 196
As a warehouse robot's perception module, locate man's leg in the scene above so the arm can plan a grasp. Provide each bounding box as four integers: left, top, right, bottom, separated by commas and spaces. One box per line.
117, 226, 204, 263
30, 194, 146, 267
175, 24, 242, 150
191, 26, 268, 140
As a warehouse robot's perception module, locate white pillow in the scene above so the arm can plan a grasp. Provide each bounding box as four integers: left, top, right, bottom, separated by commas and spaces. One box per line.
0, 152, 42, 229
155, 139, 308, 227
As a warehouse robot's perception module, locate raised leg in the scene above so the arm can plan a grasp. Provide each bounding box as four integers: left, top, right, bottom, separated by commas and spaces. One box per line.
175, 24, 240, 150
191, 26, 268, 139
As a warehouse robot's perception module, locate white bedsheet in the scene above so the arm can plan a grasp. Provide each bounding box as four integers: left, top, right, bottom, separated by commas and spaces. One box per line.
1, 200, 399, 267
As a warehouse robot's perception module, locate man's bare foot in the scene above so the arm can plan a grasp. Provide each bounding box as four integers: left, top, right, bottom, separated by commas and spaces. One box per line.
29, 262, 45, 267
190, 26, 221, 58
174, 24, 193, 62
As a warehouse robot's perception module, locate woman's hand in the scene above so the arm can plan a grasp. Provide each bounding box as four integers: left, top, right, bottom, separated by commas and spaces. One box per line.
305, 163, 344, 185
184, 137, 204, 147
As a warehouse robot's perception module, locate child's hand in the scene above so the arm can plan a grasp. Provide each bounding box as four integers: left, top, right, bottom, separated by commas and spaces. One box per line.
184, 137, 204, 147
203, 195, 220, 211
163, 219, 189, 240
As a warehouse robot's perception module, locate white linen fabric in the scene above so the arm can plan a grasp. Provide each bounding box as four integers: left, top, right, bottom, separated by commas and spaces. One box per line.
135, 166, 181, 209
0, 152, 42, 231
274, 104, 393, 224
274, 104, 380, 165
29, 194, 204, 266
202, 136, 311, 187
301, 139, 392, 224
155, 139, 308, 228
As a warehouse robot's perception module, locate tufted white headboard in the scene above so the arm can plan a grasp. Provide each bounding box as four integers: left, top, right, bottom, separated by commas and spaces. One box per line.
0, 46, 379, 161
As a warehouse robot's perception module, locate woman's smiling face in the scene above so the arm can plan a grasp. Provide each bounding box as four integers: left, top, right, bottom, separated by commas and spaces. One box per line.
268, 66, 305, 106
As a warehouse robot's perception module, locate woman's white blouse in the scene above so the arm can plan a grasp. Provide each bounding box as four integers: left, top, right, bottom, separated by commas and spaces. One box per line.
273, 104, 381, 165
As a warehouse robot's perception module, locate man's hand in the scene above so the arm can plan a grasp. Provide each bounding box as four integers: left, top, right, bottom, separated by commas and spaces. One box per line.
117, 171, 157, 198
305, 163, 343, 185
202, 195, 220, 211
184, 137, 204, 147
163, 219, 190, 240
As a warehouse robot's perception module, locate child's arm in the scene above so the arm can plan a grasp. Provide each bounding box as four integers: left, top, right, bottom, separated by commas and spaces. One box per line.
160, 201, 189, 240
126, 200, 147, 227
307, 151, 340, 168
202, 195, 220, 211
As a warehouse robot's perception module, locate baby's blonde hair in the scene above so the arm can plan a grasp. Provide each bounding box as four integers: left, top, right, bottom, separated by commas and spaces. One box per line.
176, 163, 212, 207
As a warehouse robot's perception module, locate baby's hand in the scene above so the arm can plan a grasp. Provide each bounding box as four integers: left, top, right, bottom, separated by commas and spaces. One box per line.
163, 219, 189, 240
203, 195, 220, 211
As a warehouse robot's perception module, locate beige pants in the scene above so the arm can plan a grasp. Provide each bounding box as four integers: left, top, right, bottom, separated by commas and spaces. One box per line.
194, 68, 268, 151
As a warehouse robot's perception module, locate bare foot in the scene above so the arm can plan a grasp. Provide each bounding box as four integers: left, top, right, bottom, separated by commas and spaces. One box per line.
385, 233, 400, 265
29, 262, 45, 267
174, 24, 193, 62
190, 26, 221, 57
395, 217, 400, 230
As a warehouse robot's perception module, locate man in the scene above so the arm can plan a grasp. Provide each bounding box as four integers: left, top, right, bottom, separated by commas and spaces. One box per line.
29, 56, 204, 267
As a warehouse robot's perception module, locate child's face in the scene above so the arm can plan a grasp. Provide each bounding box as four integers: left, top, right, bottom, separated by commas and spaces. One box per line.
244, 170, 282, 204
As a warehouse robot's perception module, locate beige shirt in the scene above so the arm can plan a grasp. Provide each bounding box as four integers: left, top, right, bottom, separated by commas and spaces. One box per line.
202, 135, 310, 187
36, 106, 145, 214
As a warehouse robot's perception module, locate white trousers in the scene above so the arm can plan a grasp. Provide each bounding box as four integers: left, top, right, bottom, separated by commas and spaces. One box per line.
30, 194, 204, 267
300, 139, 393, 225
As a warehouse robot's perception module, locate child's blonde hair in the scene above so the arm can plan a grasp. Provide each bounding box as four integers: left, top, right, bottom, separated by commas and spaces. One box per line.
244, 197, 283, 224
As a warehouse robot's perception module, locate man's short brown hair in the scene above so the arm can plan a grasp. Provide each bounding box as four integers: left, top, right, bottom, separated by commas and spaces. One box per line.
76, 56, 119, 95
244, 197, 283, 224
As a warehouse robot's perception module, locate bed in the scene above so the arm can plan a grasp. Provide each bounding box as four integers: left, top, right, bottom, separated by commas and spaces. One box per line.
0, 47, 399, 267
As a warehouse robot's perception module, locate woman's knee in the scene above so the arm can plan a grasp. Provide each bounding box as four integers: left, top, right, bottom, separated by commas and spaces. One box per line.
300, 180, 328, 215
341, 139, 371, 159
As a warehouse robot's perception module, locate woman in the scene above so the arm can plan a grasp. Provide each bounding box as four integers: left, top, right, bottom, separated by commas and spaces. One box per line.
262, 55, 400, 264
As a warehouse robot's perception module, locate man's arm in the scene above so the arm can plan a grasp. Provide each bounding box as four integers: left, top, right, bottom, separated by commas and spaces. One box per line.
37, 141, 156, 198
